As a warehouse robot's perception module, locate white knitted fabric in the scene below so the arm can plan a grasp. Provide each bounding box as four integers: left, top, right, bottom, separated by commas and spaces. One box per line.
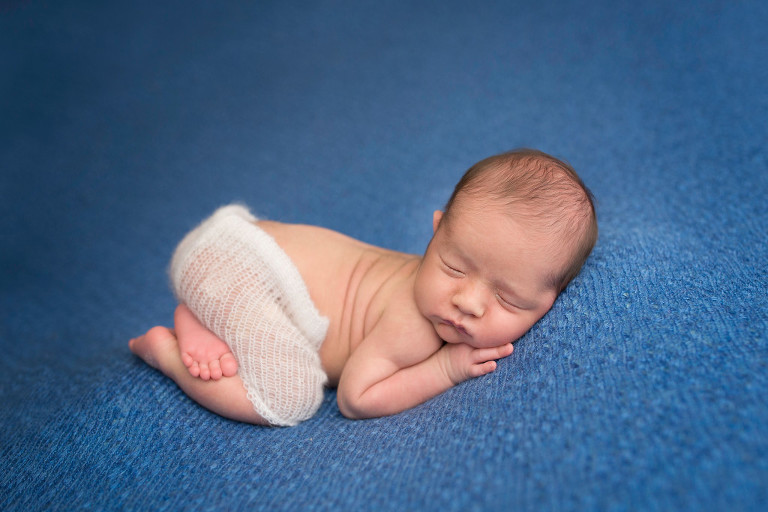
169, 204, 329, 426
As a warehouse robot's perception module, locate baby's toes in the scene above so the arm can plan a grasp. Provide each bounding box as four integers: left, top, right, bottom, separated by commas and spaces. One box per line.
220, 353, 238, 378
199, 362, 211, 381
181, 352, 194, 368
208, 359, 223, 381
188, 361, 201, 378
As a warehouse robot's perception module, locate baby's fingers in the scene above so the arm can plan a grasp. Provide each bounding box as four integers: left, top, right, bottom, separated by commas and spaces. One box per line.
469, 360, 498, 378
474, 343, 514, 362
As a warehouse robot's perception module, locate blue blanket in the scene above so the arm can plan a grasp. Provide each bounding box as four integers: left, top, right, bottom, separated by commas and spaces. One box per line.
2, 0, 766, 510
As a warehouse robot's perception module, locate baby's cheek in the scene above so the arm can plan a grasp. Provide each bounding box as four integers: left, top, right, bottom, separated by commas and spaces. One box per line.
498, 319, 526, 345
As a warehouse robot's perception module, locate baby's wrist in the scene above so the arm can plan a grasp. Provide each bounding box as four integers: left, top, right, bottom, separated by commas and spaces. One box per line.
433, 347, 460, 386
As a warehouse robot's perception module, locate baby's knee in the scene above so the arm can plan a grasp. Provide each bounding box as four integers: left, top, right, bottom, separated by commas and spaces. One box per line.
251, 363, 327, 427
275, 385, 325, 426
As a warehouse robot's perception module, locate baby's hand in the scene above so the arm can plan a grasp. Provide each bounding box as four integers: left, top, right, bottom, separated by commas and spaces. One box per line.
438, 342, 514, 385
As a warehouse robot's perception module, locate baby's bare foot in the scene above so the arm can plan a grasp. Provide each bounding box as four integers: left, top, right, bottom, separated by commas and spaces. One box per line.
129, 326, 178, 371
181, 346, 238, 381
173, 304, 238, 381
178, 331, 238, 381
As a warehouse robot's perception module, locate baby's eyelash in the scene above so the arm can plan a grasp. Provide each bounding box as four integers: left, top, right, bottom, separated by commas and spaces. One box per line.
495, 293, 518, 309
440, 258, 464, 276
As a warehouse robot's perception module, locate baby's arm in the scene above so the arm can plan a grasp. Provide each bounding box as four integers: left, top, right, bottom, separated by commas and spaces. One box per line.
337, 304, 513, 419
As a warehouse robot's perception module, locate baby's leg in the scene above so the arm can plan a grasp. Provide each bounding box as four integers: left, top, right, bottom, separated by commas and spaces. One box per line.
169, 205, 328, 425
174, 304, 238, 381
129, 326, 267, 425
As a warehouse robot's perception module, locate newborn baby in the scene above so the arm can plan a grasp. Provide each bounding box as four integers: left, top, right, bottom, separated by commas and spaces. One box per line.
130, 149, 598, 426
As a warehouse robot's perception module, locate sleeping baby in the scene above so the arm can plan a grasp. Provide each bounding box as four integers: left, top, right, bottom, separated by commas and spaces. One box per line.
129, 149, 598, 426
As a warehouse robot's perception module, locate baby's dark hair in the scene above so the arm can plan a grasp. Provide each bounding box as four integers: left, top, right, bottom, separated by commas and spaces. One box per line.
443, 149, 598, 291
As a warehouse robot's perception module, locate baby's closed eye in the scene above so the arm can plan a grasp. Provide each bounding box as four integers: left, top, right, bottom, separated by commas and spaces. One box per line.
495, 292, 518, 310
495, 291, 536, 311
440, 258, 465, 277
497, 290, 531, 310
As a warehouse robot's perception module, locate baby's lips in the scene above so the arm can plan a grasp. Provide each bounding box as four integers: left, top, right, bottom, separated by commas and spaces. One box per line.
444, 319, 469, 336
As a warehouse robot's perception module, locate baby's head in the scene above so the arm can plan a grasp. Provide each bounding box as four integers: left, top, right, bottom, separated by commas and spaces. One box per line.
442, 149, 597, 293
413, 149, 597, 349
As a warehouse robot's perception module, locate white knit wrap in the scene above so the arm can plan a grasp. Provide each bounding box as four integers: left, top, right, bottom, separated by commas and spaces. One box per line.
169, 205, 329, 426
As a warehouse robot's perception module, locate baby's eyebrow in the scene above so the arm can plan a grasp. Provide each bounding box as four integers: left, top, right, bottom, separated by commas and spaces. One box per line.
441, 240, 472, 266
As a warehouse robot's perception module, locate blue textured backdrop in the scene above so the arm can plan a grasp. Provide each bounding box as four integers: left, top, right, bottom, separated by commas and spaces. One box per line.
2, 1, 766, 510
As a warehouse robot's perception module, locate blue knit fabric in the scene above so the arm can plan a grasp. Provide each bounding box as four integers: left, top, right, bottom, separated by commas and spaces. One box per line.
2, 1, 766, 510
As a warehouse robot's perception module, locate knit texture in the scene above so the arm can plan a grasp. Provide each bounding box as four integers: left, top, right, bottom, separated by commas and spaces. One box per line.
2, 0, 766, 510
171, 205, 328, 426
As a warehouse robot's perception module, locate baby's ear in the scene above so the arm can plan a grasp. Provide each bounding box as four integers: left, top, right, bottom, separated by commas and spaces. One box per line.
432, 210, 444, 233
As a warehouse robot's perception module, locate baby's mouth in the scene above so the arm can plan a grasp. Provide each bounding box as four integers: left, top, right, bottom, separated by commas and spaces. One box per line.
441, 319, 468, 336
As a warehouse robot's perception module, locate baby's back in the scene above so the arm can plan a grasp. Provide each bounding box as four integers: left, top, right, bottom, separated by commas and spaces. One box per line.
257, 220, 420, 385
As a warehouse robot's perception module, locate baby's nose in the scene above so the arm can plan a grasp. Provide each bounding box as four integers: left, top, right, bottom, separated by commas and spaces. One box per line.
453, 283, 486, 317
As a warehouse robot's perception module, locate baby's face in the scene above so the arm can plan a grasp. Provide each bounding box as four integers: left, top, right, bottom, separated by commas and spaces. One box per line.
414, 203, 566, 349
